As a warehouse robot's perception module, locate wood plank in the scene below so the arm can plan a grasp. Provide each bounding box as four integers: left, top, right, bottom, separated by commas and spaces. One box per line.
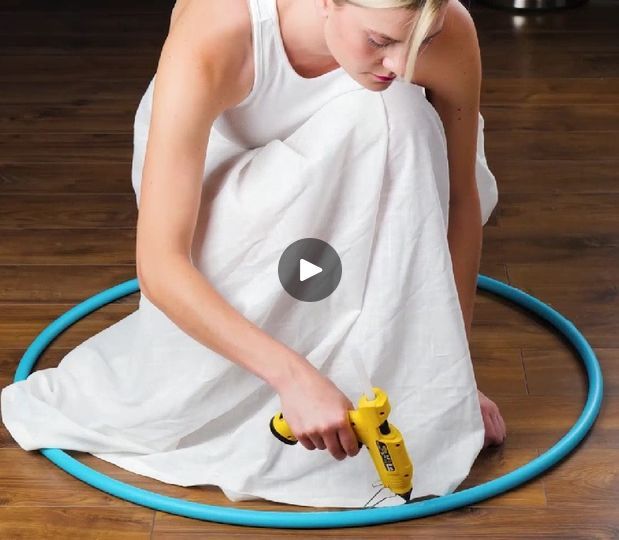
472, 307, 619, 350
507, 261, 619, 287
0, 449, 150, 507
543, 448, 619, 507
1, 79, 150, 104
484, 130, 619, 161
0, 13, 166, 47
478, 32, 619, 53
0, 163, 134, 193
486, 394, 617, 450
0, 265, 138, 304
0, 194, 136, 228
504, 273, 618, 312
0, 507, 152, 539
483, 229, 619, 266
151, 505, 619, 538
0, 303, 138, 350
0, 194, 137, 228
481, 78, 619, 105
0, 229, 136, 265
523, 348, 618, 396
504, 261, 618, 351
0, 103, 138, 133
488, 160, 619, 194
482, 104, 619, 131
471, 348, 528, 396
0, 132, 133, 162
496, 193, 619, 233
0, 55, 158, 82
459, 447, 546, 508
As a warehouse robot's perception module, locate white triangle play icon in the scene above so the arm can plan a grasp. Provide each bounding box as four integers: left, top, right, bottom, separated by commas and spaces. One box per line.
299, 258, 322, 282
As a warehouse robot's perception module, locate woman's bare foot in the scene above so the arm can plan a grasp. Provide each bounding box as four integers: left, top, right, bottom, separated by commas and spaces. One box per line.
478, 389, 507, 448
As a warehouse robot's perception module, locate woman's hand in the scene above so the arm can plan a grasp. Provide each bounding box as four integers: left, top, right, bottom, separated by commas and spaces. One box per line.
275, 362, 361, 461
478, 389, 507, 448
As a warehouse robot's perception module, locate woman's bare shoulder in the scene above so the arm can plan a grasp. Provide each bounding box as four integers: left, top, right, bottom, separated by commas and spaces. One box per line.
168, 0, 251, 36
413, 0, 477, 90
164, 0, 255, 109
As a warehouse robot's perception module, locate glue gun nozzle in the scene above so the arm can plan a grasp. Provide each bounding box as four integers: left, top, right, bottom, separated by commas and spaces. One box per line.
400, 489, 412, 502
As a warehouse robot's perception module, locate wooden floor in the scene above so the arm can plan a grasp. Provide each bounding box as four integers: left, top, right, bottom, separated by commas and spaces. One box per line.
1, 0, 618, 537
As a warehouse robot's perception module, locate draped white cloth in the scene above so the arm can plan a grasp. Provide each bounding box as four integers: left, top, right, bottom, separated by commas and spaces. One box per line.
1, 80, 498, 508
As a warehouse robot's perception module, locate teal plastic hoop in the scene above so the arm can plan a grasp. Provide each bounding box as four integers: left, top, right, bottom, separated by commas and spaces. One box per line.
11, 275, 603, 529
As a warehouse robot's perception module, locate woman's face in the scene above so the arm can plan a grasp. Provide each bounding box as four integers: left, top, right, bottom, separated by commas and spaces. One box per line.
318, 0, 448, 89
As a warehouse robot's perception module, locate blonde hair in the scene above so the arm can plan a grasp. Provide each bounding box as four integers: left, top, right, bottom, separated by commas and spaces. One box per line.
332, 0, 447, 83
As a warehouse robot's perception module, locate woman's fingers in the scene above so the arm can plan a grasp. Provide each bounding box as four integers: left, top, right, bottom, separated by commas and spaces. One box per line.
309, 434, 327, 450
487, 413, 498, 446
323, 430, 347, 460
298, 423, 360, 459
479, 389, 509, 446
492, 414, 503, 444
488, 410, 506, 446
338, 424, 361, 457
298, 435, 318, 451
497, 412, 507, 442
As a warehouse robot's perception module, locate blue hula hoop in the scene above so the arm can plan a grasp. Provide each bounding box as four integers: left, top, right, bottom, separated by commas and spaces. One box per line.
12, 275, 603, 529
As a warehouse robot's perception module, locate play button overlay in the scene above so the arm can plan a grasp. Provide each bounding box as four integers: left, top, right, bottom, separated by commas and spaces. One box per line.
300, 259, 322, 281
278, 238, 342, 302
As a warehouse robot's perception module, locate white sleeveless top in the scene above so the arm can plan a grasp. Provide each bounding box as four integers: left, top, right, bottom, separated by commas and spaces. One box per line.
212, 0, 365, 149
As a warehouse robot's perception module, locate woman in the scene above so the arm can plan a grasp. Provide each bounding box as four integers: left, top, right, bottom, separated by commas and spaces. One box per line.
2, 0, 505, 507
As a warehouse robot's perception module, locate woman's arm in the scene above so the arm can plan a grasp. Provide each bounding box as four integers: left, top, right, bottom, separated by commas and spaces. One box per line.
447, 196, 482, 344
137, 3, 310, 392
418, 5, 506, 447
421, 1, 483, 341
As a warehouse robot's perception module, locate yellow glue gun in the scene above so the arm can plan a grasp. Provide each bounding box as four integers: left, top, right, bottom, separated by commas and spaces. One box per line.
269, 386, 413, 502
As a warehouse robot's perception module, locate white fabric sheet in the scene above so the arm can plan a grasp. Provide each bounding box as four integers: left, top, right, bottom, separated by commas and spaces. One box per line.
1, 81, 498, 508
